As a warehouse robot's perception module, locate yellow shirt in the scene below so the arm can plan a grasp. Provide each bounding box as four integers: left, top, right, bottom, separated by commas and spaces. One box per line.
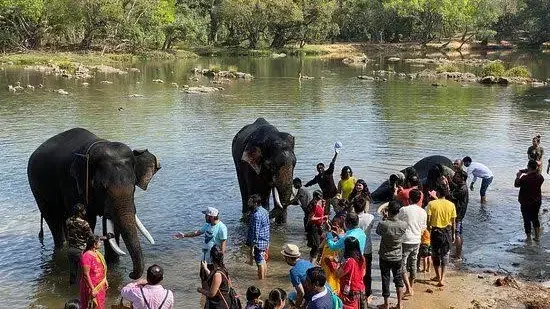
339, 177, 357, 200
426, 198, 456, 228
320, 245, 340, 292
421, 229, 430, 245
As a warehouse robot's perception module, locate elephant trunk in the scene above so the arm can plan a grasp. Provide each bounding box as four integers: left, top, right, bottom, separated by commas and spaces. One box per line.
109, 189, 144, 279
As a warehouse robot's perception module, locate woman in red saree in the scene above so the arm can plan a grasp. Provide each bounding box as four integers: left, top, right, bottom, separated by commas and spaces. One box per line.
80, 235, 108, 309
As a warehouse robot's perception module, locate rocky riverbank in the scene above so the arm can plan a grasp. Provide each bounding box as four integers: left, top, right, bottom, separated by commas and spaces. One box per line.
385, 267, 550, 309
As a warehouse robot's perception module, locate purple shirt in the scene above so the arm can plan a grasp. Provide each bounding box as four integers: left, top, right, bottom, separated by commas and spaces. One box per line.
121, 282, 174, 309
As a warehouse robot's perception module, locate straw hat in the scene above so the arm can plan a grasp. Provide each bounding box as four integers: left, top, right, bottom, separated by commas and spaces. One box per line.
281, 243, 301, 258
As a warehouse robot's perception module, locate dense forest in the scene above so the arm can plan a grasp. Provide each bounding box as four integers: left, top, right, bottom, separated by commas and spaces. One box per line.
0, 0, 548, 53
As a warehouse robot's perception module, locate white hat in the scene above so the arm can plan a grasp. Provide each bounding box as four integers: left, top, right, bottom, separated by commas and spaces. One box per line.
202, 207, 219, 217
281, 243, 301, 258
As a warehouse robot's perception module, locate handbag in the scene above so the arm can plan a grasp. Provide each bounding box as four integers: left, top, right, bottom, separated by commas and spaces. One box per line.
217, 271, 242, 309
111, 299, 133, 309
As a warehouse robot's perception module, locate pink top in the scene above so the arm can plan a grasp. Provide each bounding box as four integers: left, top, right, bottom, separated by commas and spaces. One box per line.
121, 282, 174, 309
80, 250, 107, 309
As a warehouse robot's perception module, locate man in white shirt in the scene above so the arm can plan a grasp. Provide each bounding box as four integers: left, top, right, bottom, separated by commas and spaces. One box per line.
352, 197, 375, 303
397, 189, 427, 297
462, 156, 494, 204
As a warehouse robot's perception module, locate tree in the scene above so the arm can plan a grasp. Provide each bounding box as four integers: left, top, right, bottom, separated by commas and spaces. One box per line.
0, 0, 45, 50
220, 0, 267, 48
516, 0, 550, 46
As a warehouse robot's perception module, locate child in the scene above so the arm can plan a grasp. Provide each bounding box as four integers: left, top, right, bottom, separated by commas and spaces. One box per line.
245, 286, 263, 309
418, 229, 432, 273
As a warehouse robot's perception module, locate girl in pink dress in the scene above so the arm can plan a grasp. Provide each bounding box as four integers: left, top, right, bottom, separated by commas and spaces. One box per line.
80, 235, 108, 309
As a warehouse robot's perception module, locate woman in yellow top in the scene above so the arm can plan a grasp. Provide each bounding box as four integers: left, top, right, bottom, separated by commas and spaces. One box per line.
337, 166, 356, 202
320, 216, 345, 292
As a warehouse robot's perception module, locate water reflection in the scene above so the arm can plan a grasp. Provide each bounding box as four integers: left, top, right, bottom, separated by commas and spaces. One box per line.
1, 56, 550, 308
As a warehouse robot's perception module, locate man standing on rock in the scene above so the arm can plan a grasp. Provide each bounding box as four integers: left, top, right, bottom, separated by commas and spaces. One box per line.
462, 156, 493, 204
515, 160, 544, 242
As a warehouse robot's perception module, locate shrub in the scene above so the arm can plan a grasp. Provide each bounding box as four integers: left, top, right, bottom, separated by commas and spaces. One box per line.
227, 65, 238, 73
504, 66, 531, 78
481, 61, 505, 77
209, 65, 221, 73
436, 63, 460, 73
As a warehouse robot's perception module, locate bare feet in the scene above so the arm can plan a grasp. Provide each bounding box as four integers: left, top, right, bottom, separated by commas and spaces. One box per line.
430, 277, 439, 282
436, 281, 445, 287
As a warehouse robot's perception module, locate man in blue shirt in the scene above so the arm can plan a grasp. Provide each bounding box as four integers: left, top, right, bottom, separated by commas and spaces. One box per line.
247, 194, 270, 279
282, 243, 314, 308
304, 267, 335, 309
174, 206, 228, 281
325, 212, 366, 253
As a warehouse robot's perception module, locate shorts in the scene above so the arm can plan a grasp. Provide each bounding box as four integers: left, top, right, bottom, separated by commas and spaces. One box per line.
253, 247, 267, 265
432, 252, 449, 267
419, 244, 432, 257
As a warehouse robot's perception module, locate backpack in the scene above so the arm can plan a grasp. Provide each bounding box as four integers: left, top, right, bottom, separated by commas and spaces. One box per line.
218, 272, 242, 309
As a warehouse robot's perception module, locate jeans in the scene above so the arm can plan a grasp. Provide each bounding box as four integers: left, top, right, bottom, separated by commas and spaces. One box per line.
380, 258, 403, 299
521, 203, 541, 234
401, 244, 419, 279
67, 247, 82, 284
480, 176, 493, 197
363, 253, 372, 297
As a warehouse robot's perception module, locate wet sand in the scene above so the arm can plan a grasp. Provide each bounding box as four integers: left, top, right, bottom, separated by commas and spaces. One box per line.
367, 266, 550, 309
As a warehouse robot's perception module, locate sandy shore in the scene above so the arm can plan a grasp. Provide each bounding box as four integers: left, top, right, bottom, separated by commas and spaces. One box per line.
367, 266, 550, 309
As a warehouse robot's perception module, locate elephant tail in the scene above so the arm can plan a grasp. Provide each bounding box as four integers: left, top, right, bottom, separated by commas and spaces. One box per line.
38, 215, 44, 241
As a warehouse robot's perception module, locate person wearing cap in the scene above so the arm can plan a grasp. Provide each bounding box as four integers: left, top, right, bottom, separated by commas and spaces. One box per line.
462, 156, 493, 204
247, 194, 270, 280
305, 150, 339, 214
174, 206, 228, 270
282, 243, 314, 308
66, 203, 94, 284
376, 200, 407, 309
121, 264, 174, 309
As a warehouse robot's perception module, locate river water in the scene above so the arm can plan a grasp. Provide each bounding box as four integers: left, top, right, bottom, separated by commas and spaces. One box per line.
1, 53, 550, 308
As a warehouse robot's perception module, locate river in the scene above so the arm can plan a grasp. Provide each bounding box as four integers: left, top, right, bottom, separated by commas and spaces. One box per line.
1, 52, 550, 308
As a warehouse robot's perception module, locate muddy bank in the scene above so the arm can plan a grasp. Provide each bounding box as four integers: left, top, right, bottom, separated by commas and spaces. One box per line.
373, 267, 550, 309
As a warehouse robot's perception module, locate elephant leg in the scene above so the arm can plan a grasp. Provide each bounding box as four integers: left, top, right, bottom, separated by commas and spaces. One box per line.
102, 217, 120, 263
44, 215, 65, 248
236, 162, 248, 214
270, 206, 288, 224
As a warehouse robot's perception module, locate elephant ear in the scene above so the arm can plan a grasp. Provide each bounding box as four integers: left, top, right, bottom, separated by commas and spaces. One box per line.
70, 155, 86, 196
133, 149, 160, 190
242, 144, 262, 175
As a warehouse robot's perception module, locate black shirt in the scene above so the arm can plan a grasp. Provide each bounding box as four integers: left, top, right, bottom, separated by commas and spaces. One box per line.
305, 161, 337, 199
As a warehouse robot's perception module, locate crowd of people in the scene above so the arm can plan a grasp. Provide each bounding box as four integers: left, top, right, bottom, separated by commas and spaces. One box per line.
62, 136, 546, 309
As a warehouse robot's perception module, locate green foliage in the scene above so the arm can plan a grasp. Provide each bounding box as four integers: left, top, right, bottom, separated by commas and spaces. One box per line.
504, 65, 531, 77
436, 63, 460, 73
481, 61, 505, 77
0, 0, 549, 52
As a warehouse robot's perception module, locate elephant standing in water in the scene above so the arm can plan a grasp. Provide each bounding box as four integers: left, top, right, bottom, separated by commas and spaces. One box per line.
28, 128, 160, 279
371, 155, 454, 203
232, 118, 296, 223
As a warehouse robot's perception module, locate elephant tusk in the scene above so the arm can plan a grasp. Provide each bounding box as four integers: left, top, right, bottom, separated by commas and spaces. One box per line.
106, 219, 127, 256
273, 187, 282, 208
135, 215, 155, 245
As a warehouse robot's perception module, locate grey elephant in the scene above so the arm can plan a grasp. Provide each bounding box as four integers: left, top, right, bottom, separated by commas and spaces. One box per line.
232, 118, 296, 223
27, 128, 160, 279
371, 155, 454, 203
